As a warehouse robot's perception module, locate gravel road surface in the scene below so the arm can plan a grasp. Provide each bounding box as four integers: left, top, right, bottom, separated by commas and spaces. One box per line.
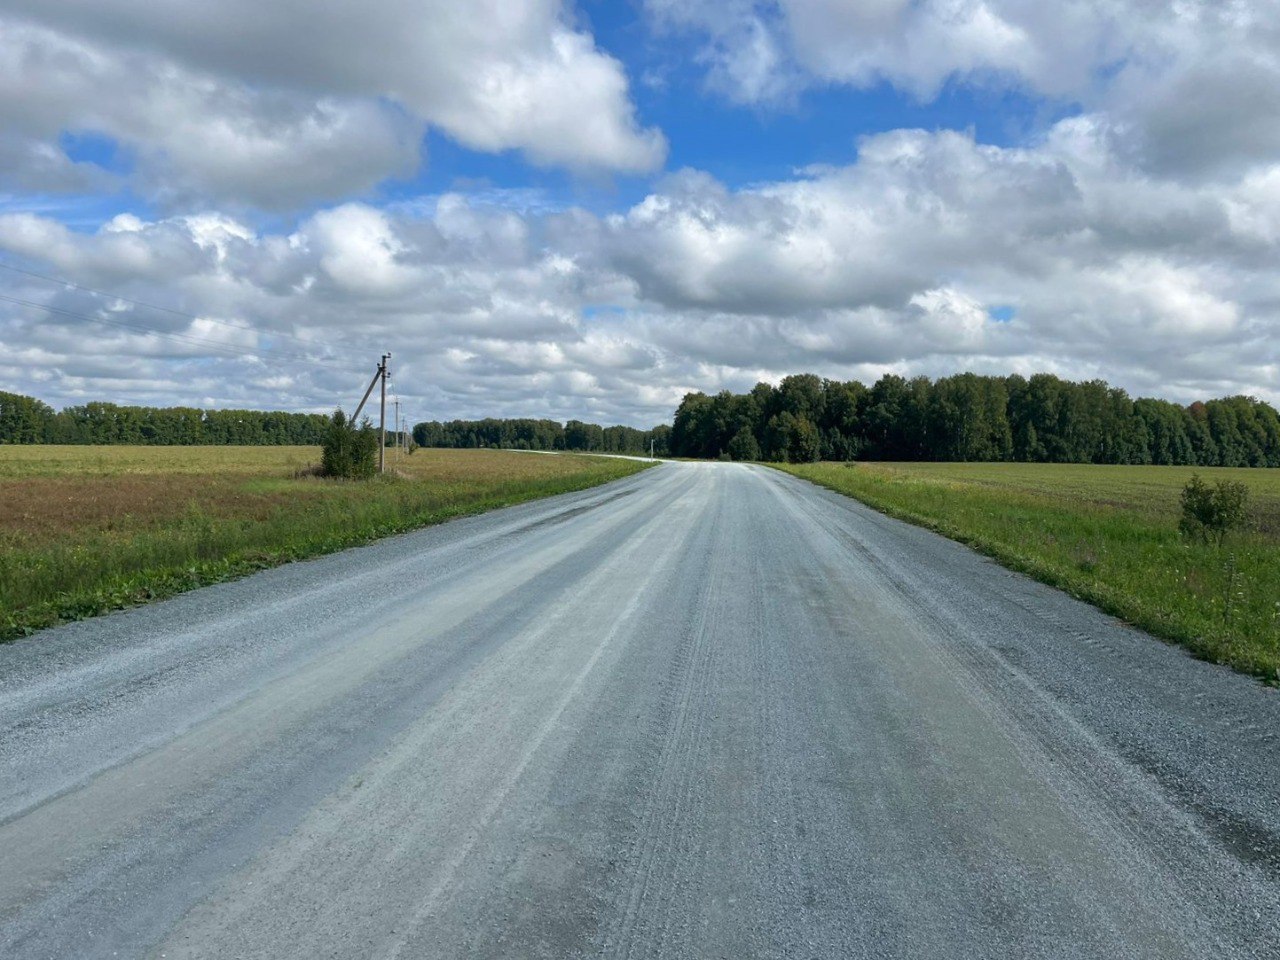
2, 462, 1278, 958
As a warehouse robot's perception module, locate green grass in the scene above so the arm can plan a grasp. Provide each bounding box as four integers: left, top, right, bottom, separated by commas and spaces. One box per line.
0, 446, 653, 641
776, 461, 1280, 682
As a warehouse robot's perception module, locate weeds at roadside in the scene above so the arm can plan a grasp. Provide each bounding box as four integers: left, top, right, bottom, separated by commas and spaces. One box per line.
778, 461, 1280, 683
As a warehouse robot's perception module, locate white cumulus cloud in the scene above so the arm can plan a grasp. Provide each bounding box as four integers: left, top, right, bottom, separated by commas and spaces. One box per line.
0, 1, 665, 207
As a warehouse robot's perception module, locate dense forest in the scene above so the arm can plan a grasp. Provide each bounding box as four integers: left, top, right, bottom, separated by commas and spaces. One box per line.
7, 371, 1280, 466
0, 390, 665, 452
0, 391, 331, 445
412, 418, 671, 455
668, 373, 1280, 466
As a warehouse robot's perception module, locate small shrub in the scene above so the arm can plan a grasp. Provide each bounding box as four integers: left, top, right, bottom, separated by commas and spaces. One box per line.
1179, 474, 1249, 545
320, 409, 378, 479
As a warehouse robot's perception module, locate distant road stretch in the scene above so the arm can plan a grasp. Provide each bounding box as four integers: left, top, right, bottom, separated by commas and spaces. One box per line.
2, 462, 1278, 958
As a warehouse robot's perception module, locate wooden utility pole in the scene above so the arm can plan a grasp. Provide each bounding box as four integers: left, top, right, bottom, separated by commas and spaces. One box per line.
352, 358, 382, 424
379, 353, 390, 474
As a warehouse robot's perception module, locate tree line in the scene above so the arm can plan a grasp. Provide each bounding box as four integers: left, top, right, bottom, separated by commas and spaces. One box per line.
0, 391, 331, 446
412, 418, 671, 455
7, 372, 1279, 466
669, 373, 1280, 466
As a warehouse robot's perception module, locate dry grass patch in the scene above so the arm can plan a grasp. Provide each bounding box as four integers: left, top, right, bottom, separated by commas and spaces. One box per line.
0, 446, 653, 640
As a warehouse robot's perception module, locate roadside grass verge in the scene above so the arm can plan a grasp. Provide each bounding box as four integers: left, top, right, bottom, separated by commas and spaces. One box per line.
0, 446, 653, 641
776, 462, 1280, 682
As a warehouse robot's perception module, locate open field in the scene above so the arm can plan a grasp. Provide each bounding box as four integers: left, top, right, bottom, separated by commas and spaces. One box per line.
778, 461, 1280, 680
0, 445, 653, 641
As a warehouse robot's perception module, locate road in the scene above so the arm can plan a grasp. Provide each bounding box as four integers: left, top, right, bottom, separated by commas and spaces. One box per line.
2, 462, 1278, 958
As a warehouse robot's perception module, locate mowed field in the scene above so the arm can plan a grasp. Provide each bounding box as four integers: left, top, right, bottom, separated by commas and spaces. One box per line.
0, 445, 652, 641
779, 462, 1280, 681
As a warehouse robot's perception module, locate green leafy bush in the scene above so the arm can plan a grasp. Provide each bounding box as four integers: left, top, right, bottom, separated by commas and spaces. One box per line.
320, 410, 378, 479
1179, 474, 1249, 545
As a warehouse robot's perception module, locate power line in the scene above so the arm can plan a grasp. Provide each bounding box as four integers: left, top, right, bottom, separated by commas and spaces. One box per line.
0, 258, 330, 351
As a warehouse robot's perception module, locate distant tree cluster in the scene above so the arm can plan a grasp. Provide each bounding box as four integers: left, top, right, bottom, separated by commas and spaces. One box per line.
669, 373, 1280, 465
412, 418, 671, 455
0, 391, 331, 445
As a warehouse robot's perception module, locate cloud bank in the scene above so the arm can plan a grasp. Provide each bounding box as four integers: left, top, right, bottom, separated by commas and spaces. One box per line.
1, 1, 1277, 424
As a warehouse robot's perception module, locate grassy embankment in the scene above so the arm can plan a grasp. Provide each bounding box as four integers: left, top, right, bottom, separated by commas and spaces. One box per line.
0, 445, 653, 641
778, 462, 1280, 681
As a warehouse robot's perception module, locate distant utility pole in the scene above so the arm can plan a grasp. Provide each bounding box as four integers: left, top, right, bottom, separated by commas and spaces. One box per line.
379, 353, 390, 474
650, 438, 655, 459
351, 353, 391, 474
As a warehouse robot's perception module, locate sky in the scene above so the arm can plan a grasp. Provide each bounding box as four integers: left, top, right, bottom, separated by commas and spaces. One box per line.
0, 0, 1277, 427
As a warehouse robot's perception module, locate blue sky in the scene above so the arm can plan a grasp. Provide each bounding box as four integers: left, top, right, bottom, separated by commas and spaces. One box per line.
0, 1, 1277, 423
402, 75, 1069, 215
443, 23, 1043, 183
